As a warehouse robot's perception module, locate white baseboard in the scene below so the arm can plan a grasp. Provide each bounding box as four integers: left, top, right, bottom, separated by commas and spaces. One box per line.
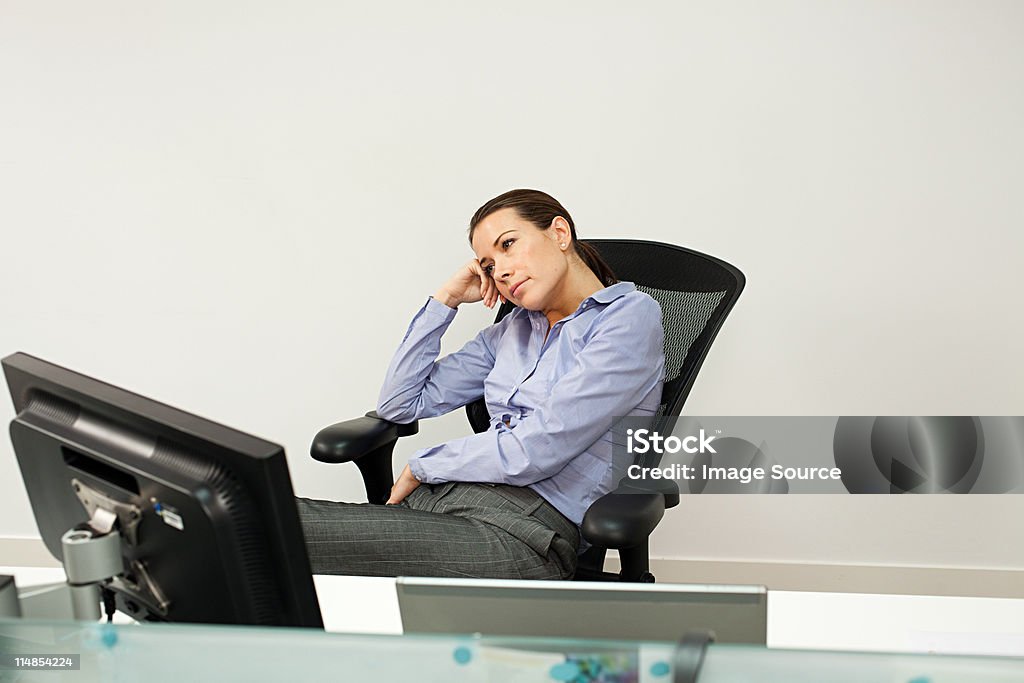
2, 536, 1020, 599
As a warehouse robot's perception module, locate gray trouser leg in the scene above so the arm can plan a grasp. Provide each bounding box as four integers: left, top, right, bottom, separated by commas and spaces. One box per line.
295, 482, 579, 580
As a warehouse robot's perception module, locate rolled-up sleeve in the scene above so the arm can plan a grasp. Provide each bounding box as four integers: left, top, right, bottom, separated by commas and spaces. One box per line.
376, 297, 508, 424
408, 295, 665, 485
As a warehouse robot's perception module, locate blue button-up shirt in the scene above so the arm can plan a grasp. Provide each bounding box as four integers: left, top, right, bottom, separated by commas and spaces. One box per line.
376, 281, 665, 530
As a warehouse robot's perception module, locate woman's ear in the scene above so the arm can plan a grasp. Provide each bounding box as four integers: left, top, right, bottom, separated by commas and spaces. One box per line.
550, 216, 572, 249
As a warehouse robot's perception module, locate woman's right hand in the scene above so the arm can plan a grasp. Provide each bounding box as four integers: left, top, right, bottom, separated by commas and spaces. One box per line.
433, 258, 506, 310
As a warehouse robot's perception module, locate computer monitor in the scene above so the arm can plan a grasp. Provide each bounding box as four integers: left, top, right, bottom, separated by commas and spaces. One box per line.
2, 352, 322, 628
397, 577, 768, 644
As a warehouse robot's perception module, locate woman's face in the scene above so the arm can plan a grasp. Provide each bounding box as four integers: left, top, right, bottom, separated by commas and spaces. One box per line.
471, 208, 571, 311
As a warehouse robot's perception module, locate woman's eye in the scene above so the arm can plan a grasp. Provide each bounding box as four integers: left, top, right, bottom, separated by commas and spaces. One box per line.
484, 265, 494, 275
501, 238, 515, 249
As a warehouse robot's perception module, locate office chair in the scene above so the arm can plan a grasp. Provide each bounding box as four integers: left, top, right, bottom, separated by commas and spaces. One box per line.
310, 239, 745, 582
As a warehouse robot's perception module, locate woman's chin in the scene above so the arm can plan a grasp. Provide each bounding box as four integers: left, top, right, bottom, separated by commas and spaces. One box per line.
517, 297, 543, 311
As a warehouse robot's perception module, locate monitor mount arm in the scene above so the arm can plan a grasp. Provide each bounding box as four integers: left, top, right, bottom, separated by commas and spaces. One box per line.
0, 478, 168, 622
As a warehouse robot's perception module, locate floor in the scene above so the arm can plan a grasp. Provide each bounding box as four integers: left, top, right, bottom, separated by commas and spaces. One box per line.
3, 565, 1024, 658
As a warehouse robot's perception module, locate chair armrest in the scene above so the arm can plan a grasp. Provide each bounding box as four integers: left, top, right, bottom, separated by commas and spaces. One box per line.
310, 411, 418, 464
648, 476, 680, 509
581, 485, 665, 549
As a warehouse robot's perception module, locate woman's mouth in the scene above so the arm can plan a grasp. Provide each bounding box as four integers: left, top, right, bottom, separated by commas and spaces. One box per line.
510, 280, 527, 298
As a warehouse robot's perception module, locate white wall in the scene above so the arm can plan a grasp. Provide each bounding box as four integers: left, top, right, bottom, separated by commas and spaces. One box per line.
1, 1, 1022, 573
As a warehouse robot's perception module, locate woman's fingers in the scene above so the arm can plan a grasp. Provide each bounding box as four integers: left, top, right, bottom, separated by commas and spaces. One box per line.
468, 261, 485, 306
466, 258, 504, 308
479, 266, 494, 308
479, 268, 491, 307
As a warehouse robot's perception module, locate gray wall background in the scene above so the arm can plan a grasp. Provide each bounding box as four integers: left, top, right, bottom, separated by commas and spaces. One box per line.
1, 1, 1022, 573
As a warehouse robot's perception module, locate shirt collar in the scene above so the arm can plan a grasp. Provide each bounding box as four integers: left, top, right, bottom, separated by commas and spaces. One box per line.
588, 281, 636, 304
526, 281, 636, 325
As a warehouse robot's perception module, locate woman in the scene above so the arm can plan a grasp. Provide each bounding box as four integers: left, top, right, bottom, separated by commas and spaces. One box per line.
297, 189, 665, 580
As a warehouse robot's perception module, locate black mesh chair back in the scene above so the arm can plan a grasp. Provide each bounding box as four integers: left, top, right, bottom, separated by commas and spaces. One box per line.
466, 239, 745, 440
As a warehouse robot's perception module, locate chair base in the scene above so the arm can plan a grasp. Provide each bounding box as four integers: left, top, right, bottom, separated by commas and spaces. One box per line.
573, 566, 656, 583
573, 542, 656, 583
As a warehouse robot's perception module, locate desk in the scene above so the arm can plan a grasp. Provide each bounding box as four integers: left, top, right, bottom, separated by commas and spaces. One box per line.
4, 566, 1024, 657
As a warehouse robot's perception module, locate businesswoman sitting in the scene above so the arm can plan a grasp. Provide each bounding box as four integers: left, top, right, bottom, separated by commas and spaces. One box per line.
297, 188, 665, 580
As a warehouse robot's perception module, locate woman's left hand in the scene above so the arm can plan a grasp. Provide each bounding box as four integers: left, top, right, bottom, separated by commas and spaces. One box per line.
386, 464, 422, 505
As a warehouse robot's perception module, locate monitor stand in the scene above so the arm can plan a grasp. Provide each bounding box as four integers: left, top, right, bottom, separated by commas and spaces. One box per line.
0, 479, 166, 622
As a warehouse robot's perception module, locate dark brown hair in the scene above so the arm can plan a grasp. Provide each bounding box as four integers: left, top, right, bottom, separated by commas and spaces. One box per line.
468, 189, 617, 287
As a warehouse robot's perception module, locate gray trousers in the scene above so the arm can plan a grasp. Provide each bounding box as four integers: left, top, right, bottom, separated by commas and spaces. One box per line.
296, 482, 581, 580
